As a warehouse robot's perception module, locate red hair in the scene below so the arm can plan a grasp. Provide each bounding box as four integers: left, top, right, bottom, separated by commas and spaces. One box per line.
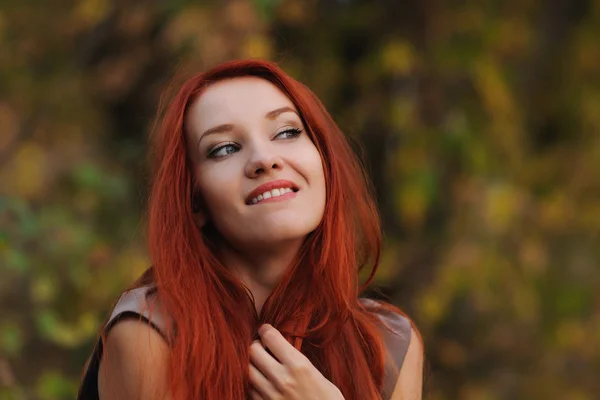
141, 59, 411, 399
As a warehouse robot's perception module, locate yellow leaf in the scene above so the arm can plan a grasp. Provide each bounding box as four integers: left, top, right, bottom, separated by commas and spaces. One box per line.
397, 182, 429, 230
73, 0, 110, 28
163, 6, 210, 53
473, 58, 515, 121
113, 248, 151, 282
381, 41, 414, 75
555, 319, 586, 351
538, 193, 571, 231
563, 390, 593, 400
242, 35, 272, 60
575, 29, 600, 76
31, 276, 58, 305
417, 290, 446, 325
389, 96, 416, 131
0, 102, 18, 152
460, 385, 497, 400
580, 91, 600, 131
44, 312, 100, 348
13, 141, 46, 198
484, 183, 521, 233
511, 283, 539, 324
374, 244, 401, 284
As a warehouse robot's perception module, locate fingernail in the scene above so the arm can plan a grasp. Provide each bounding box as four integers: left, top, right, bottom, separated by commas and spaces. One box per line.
259, 324, 270, 334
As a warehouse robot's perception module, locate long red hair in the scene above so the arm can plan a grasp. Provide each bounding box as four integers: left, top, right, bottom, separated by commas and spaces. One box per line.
140, 59, 410, 399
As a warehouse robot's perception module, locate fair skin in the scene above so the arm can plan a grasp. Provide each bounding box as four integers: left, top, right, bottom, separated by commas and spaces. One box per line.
98, 77, 423, 399
187, 77, 327, 311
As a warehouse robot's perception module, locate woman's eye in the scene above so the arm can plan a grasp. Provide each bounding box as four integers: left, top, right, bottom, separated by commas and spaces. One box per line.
275, 127, 302, 140
208, 142, 239, 158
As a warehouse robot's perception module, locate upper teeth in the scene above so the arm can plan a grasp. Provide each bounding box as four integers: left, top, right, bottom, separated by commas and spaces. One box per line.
251, 187, 294, 204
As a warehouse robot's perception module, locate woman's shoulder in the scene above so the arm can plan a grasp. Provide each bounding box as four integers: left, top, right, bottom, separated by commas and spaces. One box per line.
359, 297, 419, 399
105, 284, 171, 338
77, 285, 172, 399
98, 318, 172, 399
359, 297, 412, 346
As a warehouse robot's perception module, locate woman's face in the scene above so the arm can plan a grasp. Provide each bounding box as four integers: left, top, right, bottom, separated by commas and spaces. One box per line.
185, 77, 326, 251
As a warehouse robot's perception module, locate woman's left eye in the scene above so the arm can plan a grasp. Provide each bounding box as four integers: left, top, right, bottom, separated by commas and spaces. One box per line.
275, 127, 302, 140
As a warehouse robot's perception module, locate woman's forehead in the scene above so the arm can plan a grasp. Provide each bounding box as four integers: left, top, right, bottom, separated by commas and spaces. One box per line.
191, 77, 296, 121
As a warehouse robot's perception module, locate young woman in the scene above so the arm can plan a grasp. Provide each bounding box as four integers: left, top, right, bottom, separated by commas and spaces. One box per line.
78, 59, 424, 400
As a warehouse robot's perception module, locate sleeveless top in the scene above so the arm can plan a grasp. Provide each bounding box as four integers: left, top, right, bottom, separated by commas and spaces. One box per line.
77, 286, 411, 399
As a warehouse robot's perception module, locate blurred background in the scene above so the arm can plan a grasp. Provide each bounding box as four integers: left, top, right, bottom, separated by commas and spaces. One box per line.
1, 0, 599, 399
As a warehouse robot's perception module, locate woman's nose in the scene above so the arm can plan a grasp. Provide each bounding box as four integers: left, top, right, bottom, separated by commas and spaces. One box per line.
245, 150, 284, 178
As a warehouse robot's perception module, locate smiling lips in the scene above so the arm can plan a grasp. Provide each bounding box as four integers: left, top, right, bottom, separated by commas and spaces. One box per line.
245, 179, 299, 205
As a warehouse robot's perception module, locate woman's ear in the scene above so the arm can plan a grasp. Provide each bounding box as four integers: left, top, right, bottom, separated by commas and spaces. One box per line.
192, 192, 207, 227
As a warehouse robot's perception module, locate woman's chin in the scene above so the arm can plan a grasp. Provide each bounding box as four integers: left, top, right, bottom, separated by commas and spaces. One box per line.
239, 228, 312, 249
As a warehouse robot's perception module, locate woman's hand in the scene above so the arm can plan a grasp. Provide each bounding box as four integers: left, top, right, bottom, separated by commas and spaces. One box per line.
248, 324, 345, 400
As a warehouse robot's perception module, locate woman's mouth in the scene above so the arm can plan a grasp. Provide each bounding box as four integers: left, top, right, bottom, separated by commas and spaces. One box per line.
245, 179, 300, 205
248, 187, 299, 205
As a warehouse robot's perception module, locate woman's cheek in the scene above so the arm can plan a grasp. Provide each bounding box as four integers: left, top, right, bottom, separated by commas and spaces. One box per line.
199, 167, 241, 208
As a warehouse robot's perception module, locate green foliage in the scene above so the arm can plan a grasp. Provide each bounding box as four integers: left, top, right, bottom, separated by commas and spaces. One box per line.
35, 371, 77, 400
0, 322, 23, 356
1, 0, 599, 398
253, 0, 283, 21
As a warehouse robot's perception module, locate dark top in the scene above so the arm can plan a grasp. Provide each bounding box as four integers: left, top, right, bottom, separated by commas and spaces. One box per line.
77, 286, 411, 399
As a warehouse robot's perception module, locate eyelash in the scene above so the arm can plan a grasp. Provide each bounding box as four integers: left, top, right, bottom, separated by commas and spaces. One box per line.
207, 127, 303, 159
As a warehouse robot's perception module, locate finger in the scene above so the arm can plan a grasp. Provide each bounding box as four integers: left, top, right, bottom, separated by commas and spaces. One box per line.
249, 388, 264, 400
258, 324, 305, 367
249, 340, 287, 382
249, 362, 280, 399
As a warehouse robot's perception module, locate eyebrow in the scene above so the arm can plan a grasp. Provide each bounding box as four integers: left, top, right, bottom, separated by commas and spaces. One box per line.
197, 124, 234, 145
197, 106, 300, 146
265, 106, 299, 120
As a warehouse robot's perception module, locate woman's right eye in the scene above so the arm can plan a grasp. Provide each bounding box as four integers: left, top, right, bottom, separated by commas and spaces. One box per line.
208, 142, 239, 158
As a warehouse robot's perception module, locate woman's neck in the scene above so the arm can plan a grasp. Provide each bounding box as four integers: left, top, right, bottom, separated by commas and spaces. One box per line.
217, 239, 304, 314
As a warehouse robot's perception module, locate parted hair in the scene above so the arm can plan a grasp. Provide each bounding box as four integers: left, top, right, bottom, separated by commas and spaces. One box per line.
130, 59, 414, 399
